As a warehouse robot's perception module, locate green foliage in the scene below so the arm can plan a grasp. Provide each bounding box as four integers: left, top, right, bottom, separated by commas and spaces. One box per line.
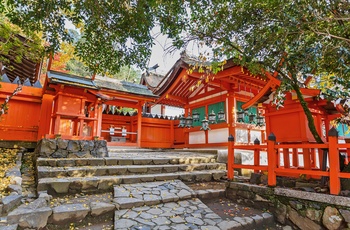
158, 0, 349, 142
3, 0, 157, 74
3, 0, 349, 80
108, 66, 141, 82
0, 15, 44, 67
65, 59, 91, 77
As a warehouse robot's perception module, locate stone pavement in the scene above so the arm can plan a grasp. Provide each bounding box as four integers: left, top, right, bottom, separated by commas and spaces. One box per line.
113, 180, 274, 230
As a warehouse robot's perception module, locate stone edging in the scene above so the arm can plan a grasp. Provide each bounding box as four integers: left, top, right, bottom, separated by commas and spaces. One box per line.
227, 182, 350, 229
35, 138, 108, 158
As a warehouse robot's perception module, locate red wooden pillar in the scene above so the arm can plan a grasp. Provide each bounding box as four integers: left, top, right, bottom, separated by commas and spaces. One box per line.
292, 148, 299, 167
137, 103, 143, 147
227, 92, 235, 139
310, 148, 316, 168
318, 148, 324, 170
37, 94, 54, 139
170, 119, 175, 148
184, 106, 189, 147
283, 148, 290, 168
54, 115, 61, 135
95, 100, 103, 138
303, 145, 311, 170
267, 133, 277, 186
227, 134, 234, 179
328, 127, 340, 195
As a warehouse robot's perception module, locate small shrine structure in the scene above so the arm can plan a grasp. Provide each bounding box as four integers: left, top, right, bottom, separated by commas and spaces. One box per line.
141, 54, 268, 148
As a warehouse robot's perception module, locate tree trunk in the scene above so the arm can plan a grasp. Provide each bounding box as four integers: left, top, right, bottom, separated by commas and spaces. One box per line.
292, 82, 324, 144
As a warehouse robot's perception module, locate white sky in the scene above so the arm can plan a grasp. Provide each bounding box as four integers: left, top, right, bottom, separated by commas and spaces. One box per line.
148, 27, 180, 75
65, 20, 180, 75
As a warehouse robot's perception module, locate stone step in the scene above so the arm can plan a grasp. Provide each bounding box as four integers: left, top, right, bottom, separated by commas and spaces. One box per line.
194, 189, 226, 199
113, 180, 195, 209
107, 148, 218, 155
36, 156, 217, 167
37, 163, 226, 179
37, 170, 227, 195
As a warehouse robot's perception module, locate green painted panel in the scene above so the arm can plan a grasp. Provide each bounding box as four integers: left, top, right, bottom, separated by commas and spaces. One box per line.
208, 102, 226, 123
336, 124, 350, 137
192, 106, 205, 127
236, 101, 257, 124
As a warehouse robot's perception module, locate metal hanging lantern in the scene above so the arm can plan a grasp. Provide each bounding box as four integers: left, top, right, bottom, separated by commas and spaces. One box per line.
185, 115, 193, 128
217, 109, 225, 121
236, 110, 245, 122
192, 110, 200, 122
178, 114, 186, 128
200, 117, 211, 131
256, 113, 265, 127
249, 113, 256, 124
208, 110, 216, 124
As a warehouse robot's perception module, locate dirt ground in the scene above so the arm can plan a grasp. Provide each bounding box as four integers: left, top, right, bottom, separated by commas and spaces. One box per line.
203, 197, 286, 230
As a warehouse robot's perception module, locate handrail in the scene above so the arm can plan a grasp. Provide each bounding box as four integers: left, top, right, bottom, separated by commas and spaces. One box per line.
227, 128, 348, 195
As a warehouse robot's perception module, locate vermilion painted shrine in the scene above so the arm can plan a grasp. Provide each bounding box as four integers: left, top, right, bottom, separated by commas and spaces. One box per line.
0, 54, 345, 147
1, 53, 350, 195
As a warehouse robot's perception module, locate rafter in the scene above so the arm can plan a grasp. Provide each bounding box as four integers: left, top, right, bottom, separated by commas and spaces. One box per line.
242, 79, 274, 110
165, 94, 188, 105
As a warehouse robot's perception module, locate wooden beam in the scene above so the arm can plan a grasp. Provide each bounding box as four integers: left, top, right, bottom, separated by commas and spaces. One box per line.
104, 100, 139, 108
265, 71, 281, 86
165, 94, 188, 105
242, 79, 274, 110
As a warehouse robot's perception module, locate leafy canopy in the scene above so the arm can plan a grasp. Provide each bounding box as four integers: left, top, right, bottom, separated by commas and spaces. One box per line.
2, 1, 350, 102
0, 15, 44, 70
2, 0, 350, 141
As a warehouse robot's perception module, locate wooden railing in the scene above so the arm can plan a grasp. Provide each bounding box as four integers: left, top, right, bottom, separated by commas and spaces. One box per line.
227, 127, 350, 195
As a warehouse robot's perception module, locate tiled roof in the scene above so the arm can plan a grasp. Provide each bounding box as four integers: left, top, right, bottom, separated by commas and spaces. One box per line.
47, 70, 98, 89
93, 76, 157, 98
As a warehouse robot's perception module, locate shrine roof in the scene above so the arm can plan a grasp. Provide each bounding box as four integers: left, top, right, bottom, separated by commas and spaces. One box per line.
94, 75, 157, 98
141, 53, 269, 107
1, 34, 41, 85
47, 70, 157, 98
140, 72, 165, 90
47, 70, 98, 89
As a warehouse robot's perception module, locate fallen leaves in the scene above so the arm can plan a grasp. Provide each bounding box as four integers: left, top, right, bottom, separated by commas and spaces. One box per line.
0, 148, 18, 196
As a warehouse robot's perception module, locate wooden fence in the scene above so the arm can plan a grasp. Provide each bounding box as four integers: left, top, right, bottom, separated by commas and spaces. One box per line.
0, 83, 42, 142
227, 127, 350, 195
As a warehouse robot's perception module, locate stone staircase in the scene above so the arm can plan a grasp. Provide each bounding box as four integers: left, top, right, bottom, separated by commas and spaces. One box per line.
36, 149, 227, 195
2, 148, 282, 229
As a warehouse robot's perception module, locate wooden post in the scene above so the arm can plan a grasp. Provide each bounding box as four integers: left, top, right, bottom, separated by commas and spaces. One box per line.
267, 133, 277, 186
54, 115, 61, 135
137, 104, 142, 147
96, 101, 103, 137
254, 138, 260, 173
283, 148, 290, 168
292, 148, 298, 167
37, 94, 54, 139
303, 146, 311, 170
328, 127, 340, 195
227, 134, 235, 179
170, 119, 175, 148
310, 148, 316, 168
227, 92, 235, 137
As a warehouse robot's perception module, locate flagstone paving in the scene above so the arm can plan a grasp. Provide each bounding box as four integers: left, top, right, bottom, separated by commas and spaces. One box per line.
113, 180, 275, 230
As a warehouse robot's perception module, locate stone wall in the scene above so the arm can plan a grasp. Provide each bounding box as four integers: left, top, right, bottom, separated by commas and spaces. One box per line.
35, 139, 108, 158
226, 182, 350, 229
